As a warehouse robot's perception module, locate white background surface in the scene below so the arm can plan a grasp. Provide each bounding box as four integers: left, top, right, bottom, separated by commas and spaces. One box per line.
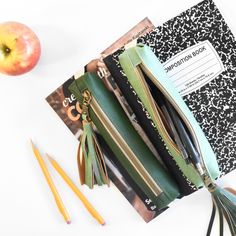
0, 0, 236, 235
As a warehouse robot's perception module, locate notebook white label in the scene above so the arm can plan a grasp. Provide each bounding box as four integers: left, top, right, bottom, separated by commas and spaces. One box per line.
163, 40, 224, 96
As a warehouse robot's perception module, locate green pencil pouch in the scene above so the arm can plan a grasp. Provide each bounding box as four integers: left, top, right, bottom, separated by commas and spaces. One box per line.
69, 72, 179, 210
118, 44, 220, 188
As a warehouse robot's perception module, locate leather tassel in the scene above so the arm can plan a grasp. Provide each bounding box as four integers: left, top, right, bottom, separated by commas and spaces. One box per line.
77, 141, 85, 185
77, 90, 109, 189
206, 183, 236, 236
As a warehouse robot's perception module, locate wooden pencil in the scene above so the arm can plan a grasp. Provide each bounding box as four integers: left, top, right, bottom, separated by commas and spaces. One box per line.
47, 154, 105, 225
31, 141, 71, 224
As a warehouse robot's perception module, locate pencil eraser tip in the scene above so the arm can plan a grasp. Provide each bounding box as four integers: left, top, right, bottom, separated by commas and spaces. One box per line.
67, 220, 71, 225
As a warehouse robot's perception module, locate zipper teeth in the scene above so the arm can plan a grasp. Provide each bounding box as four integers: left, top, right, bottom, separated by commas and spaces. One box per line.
90, 98, 163, 196
134, 66, 180, 155
141, 64, 206, 171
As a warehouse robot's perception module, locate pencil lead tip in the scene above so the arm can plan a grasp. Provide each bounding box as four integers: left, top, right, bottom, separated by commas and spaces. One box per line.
46, 153, 53, 162
66, 220, 71, 225
30, 139, 35, 148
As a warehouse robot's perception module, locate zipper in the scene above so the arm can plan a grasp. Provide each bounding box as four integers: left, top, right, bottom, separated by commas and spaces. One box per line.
140, 64, 207, 175
82, 90, 163, 196
133, 66, 181, 155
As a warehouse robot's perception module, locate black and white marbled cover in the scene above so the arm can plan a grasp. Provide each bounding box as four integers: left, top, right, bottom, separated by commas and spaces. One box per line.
106, 0, 236, 176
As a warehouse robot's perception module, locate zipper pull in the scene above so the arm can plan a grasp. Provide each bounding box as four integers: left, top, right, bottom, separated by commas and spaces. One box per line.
77, 90, 110, 189
81, 90, 92, 122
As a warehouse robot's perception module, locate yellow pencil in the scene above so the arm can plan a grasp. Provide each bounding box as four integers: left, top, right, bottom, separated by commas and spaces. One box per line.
30, 141, 71, 224
46, 153, 105, 225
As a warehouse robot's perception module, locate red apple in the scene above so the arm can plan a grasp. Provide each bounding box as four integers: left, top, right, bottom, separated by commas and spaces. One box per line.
0, 21, 41, 76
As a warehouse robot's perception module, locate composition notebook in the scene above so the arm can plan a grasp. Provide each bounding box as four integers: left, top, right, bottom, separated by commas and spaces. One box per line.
104, 0, 236, 178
